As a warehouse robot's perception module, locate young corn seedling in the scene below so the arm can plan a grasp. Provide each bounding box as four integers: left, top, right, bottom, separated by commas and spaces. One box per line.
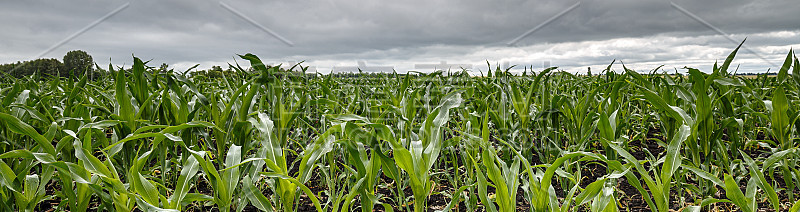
459, 108, 521, 212
184, 143, 320, 212
468, 141, 521, 212
334, 121, 395, 212
245, 112, 325, 212
0, 158, 55, 212
384, 89, 462, 212
71, 134, 135, 211
1, 48, 799, 211
605, 124, 690, 212
120, 147, 208, 211
505, 137, 618, 212
684, 150, 782, 212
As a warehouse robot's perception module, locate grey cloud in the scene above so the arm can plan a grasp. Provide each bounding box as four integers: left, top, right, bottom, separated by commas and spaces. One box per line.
0, 0, 798, 73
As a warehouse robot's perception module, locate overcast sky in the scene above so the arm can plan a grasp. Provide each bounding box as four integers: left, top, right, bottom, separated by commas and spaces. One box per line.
2, 0, 799, 74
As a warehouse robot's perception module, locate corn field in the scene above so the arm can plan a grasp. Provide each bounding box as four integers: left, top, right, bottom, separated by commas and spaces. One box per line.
1, 43, 800, 212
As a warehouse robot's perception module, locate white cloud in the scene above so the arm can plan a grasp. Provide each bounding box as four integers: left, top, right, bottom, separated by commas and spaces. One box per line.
1, 0, 799, 74
276, 30, 800, 74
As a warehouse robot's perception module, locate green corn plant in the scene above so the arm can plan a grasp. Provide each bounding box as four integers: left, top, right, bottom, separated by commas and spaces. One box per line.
764, 75, 799, 201
0, 160, 54, 212
597, 66, 633, 155
383, 89, 462, 212
508, 67, 555, 154
626, 69, 684, 141
469, 103, 616, 212
245, 112, 325, 212
605, 124, 691, 212
634, 77, 728, 201
0, 148, 93, 212
242, 138, 331, 212
3, 49, 800, 212
460, 108, 521, 212
529, 72, 569, 165
514, 145, 617, 212
452, 103, 489, 212
0, 113, 61, 211
97, 121, 224, 209
246, 112, 294, 211
436, 90, 486, 212
122, 147, 210, 211
184, 144, 287, 212
685, 150, 781, 212
672, 42, 745, 197
166, 151, 205, 210
468, 141, 521, 212
333, 121, 395, 212
554, 84, 601, 191
559, 77, 601, 152
769, 85, 792, 150
597, 109, 622, 162
70, 134, 134, 211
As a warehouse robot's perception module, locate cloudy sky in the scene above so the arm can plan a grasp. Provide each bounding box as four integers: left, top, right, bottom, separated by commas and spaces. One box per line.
2, 0, 799, 74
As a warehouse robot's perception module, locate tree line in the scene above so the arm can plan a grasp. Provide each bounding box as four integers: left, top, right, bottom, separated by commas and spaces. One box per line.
0, 50, 96, 79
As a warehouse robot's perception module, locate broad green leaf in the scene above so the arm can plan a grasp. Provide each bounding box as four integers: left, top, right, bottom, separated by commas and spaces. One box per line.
115, 66, 135, 130
135, 173, 160, 205
719, 39, 745, 75
0, 112, 56, 156
242, 177, 273, 212
723, 174, 751, 212
778, 49, 793, 83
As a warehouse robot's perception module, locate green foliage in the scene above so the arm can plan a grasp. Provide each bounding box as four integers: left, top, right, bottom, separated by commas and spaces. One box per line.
63, 50, 94, 74
0, 45, 797, 211
0, 50, 101, 80
1, 58, 64, 78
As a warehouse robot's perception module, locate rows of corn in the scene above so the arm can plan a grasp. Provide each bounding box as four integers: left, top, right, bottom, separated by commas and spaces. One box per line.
1, 43, 800, 212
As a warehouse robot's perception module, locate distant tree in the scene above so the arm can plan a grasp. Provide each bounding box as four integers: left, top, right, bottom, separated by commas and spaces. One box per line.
11, 58, 64, 78
63, 50, 94, 76
188, 65, 239, 79
0, 62, 20, 77
208, 65, 224, 78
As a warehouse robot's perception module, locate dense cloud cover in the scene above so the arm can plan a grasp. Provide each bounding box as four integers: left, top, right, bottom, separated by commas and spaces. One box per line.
2, 0, 799, 73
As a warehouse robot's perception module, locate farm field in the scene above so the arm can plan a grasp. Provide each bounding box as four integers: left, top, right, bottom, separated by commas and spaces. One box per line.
1, 44, 800, 212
